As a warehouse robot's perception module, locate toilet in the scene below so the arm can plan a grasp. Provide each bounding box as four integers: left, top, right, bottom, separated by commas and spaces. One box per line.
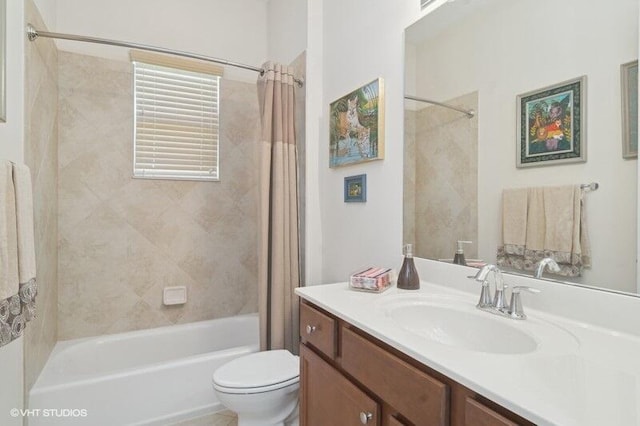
212, 350, 300, 426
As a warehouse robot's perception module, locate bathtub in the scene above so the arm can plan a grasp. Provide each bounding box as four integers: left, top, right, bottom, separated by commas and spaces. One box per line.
29, 314, 259, 426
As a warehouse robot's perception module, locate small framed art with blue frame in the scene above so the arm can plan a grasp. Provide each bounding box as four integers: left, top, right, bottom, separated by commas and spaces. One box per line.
344, 174, 366, 202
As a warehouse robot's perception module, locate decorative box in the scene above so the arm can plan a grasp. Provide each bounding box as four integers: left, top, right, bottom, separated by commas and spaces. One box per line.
349, 267, 393, 293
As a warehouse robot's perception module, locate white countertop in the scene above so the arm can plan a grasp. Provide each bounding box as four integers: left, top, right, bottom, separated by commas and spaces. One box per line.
295, 280, 640, 426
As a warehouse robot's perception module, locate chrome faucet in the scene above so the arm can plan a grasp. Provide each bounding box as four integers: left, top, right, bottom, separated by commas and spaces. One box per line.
469, 264, 540, 320
471, 264, 508, 311
534, 258, 561, 278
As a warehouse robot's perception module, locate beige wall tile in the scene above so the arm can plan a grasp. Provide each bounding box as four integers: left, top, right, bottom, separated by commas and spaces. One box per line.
408, 92, 479, 261
58, 52, 259, 339
24, 0, 59, 396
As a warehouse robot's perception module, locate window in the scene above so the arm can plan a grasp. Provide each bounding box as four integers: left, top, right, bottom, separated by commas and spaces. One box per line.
132, 51, 222, 181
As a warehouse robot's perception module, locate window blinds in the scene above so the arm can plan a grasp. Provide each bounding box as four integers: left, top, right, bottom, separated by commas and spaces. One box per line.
133, 55, 221, 181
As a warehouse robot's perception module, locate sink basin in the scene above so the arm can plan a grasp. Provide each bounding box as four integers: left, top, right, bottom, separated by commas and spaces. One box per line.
386, 302, 538, 354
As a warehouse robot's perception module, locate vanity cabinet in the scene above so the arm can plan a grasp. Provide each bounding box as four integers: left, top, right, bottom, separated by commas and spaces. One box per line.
300, 344, 380, 426
299, 301, 535, 426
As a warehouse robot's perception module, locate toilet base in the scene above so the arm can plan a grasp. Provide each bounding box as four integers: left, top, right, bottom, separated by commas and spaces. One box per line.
217, 382, 299, 426
235, 399, 298, 426
284, 402, 299, 426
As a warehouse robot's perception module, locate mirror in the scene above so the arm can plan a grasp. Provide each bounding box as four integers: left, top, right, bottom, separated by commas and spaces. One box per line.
0, 0, 5, 123
404, 0, 639, 295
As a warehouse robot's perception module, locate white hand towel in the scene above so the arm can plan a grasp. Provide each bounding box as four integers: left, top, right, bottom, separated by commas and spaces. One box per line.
543, 185, 576, 254
580, 191, 592, 267
501, 188, 528, 250
0, 160, 18, 301
525, 188, 545, 252
12, 163, 36, 284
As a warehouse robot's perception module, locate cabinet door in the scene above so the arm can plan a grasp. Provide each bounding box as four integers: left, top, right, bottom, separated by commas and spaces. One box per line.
300, 344, 380, 426
387, 415, 408, 426
464, 398, 519, 426
341, 326, 449, 426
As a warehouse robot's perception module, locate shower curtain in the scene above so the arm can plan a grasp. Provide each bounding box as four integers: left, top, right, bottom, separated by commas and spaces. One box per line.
257, 62, 300, 353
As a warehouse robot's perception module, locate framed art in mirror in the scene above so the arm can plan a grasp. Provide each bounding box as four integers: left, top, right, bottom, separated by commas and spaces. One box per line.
516, 76, 586, 168
329, 78, 384, 168
621, 60, 638, 159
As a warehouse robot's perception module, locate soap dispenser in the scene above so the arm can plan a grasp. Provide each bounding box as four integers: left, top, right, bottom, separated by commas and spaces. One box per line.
453, 240, 472, 266
397, 244, 420, 290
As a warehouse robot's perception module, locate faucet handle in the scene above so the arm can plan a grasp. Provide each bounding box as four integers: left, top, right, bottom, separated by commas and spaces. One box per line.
493, 281, 509, 311
475, 278, 492, 308
508, 286, 540, 319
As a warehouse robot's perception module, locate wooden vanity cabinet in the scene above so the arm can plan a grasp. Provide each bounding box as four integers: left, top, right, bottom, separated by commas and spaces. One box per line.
299, 301, 535, 426
300, 344, 381, 426
300, 302, 337, 359
464, 397, 519, 426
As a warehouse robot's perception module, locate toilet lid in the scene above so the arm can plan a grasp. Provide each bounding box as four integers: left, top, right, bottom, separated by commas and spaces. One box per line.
213, 350, 299, 391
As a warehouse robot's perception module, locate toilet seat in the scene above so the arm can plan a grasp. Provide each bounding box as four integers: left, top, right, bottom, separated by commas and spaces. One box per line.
213, 350, 300, 395
213, 376, 299, 394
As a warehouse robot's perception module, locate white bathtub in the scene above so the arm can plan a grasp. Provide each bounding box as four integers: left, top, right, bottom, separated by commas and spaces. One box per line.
29, 314, 259, 426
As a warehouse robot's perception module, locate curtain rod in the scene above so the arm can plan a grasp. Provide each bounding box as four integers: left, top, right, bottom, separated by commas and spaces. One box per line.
26, 24, 304, 88
404, 94, 475, 118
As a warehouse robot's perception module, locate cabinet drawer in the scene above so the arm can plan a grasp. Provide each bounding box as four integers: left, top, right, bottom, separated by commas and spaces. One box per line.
300, 302, 336, 359
341, 326, 449, 426
301, 344, 380, 426
464, 398, 519, 426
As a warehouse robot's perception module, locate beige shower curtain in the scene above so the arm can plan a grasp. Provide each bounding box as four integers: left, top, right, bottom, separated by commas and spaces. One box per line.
257, 62, 300, 353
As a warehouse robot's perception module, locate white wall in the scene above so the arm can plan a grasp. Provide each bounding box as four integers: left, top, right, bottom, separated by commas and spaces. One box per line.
412, 0, 638, 292
267, 0, 307, 64
54, 0, 269, 82
32, 0, 56, 30
318, 0, 424, 282
304, 0, 324, 285
0, 0, 25, 423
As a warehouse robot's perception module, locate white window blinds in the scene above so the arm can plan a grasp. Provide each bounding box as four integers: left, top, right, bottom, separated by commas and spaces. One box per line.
132, 52, 222, 181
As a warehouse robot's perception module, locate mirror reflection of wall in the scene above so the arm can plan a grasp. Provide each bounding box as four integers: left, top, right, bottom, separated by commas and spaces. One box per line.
404, 92, 478, 261
404, 0, 639, 294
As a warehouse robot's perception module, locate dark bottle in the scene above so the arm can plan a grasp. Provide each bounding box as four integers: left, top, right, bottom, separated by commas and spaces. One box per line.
397, 244, 420, 290
452, 240, 472, 266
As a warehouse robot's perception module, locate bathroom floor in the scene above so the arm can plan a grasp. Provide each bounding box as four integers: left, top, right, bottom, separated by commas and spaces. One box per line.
172, 410, 238, 426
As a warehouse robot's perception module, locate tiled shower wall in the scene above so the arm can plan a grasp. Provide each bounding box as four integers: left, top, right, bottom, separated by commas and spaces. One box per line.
24, 0, 59, 394
57, 52, 259, 340
404, 92, 479, 261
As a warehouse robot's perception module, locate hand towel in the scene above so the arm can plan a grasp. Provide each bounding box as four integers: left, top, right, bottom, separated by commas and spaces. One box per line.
13, 164, 36, 285
13, 163, 37, 322
0, 160, 18, 301
496, 188, 528, 270
541, 185, 591, 275
0, 160, 20, 346
498, 184, 591, 277
0, 161, 37, 347
525, 188, 545, 252
501, 188, 528, 253
580, 192, 592, 268
542, 185, 576, 255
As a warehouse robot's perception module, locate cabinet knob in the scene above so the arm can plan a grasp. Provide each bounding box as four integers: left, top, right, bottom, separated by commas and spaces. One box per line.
359, 411, 373, 424
305, 325, 317, 334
